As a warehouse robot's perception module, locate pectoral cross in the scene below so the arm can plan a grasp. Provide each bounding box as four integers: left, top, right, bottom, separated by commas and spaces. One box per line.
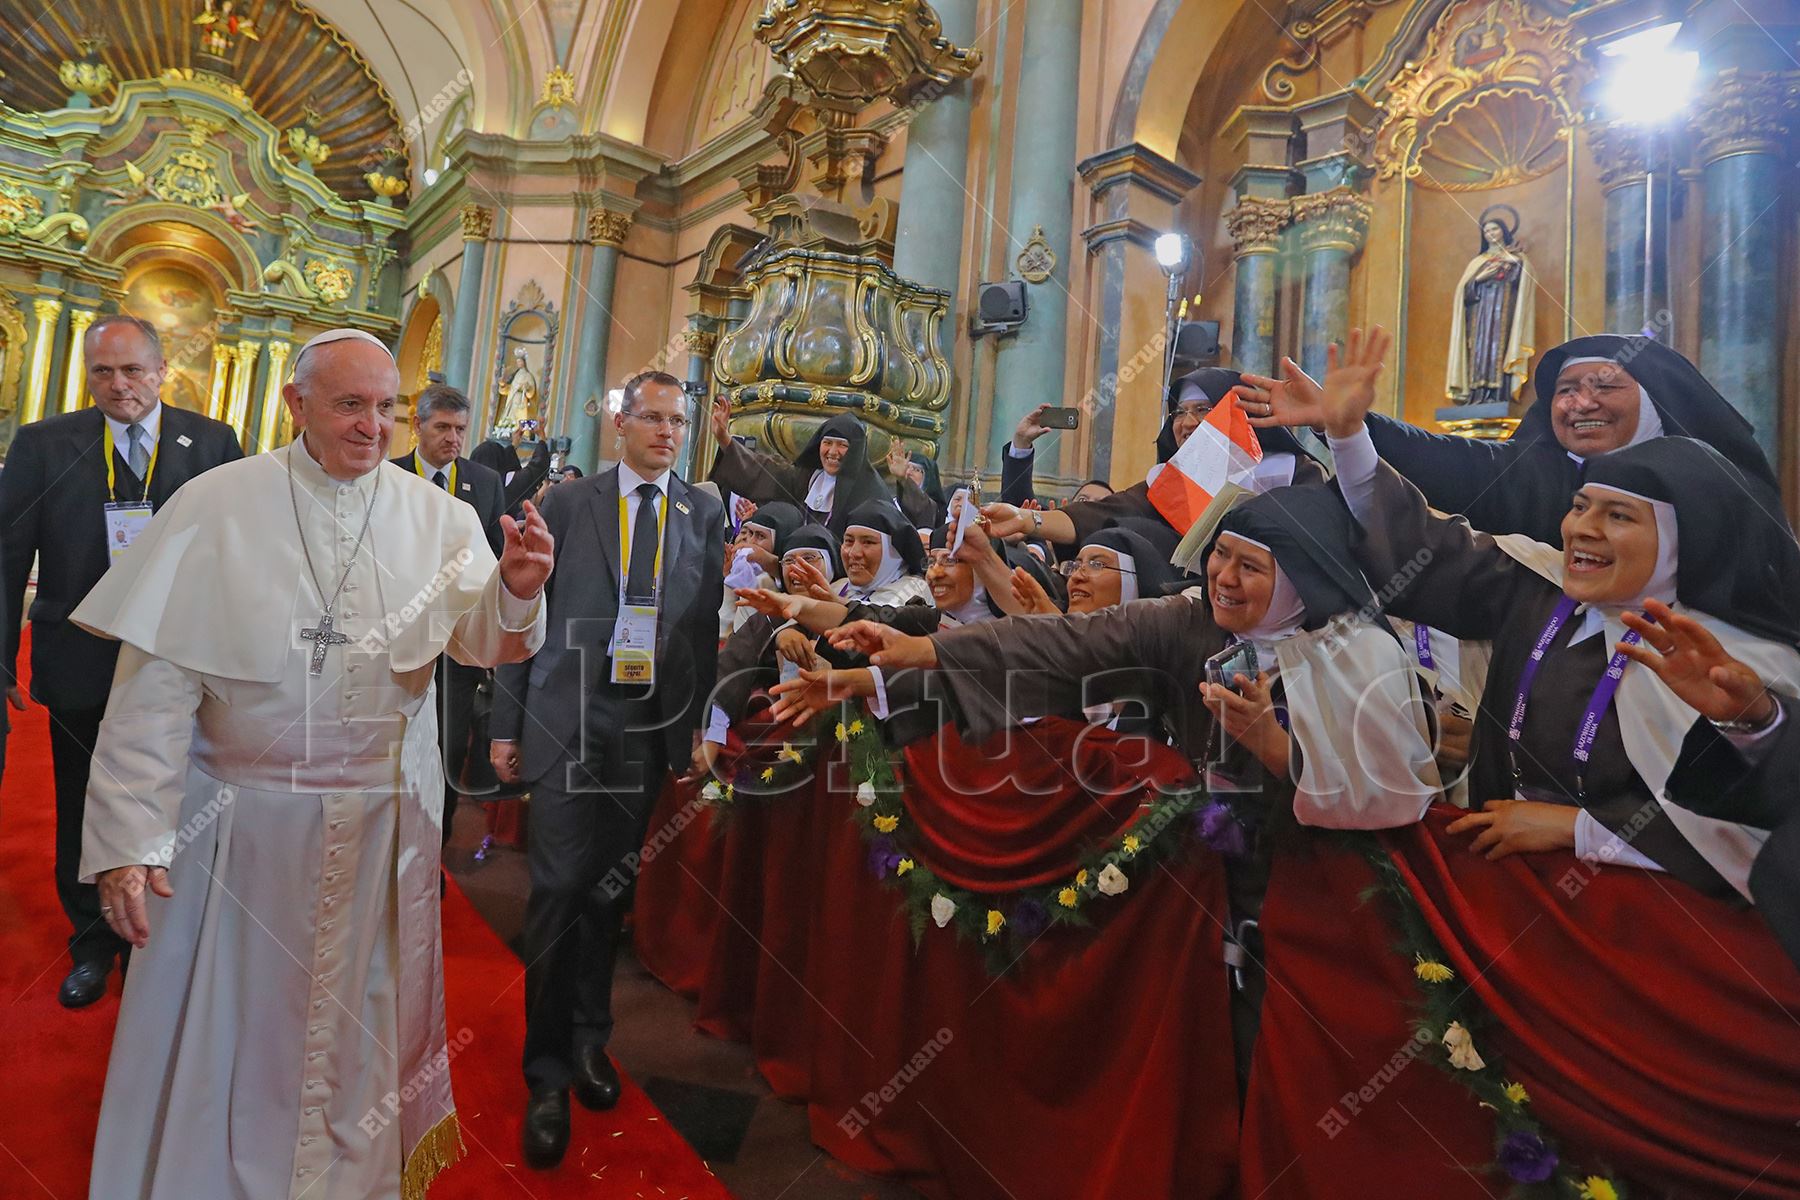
301, 609, 350, 676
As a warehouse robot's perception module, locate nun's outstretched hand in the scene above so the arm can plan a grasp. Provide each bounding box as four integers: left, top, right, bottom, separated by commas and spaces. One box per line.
1620, 598, 1775, 727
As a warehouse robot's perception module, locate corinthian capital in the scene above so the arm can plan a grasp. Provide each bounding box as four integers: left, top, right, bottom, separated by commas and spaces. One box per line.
1586, 122, 1650, 191
1225, 197, 1292, 255
1291, 187, 1371, 254
587, 207, 633, 248
1690, 69, 1799, 163
460, 204, 494, 242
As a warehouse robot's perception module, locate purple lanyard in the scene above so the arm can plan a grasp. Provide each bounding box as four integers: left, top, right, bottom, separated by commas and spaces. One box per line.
1507, 595, 1643, 799
1413, 625, 1435, 671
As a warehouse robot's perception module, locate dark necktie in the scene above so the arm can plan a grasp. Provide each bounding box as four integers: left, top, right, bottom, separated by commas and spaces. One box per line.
625, 482, 661, 603
432, 468, 447, 490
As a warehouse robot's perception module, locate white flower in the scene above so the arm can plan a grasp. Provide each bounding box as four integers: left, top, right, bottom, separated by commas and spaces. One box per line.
855, 780, 878, 807
700, 781, 723, 802
1441, 1021, 1486, 1071
930, 894, 956, 928
1096, 864, 1129, 896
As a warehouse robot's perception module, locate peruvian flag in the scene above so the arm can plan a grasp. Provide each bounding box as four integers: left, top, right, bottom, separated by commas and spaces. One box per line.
1146, 391, 1264, 533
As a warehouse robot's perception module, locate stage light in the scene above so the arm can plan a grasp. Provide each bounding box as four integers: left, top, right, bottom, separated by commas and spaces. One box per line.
1601, 23, 1697, 125
1154, 232, 1188, 272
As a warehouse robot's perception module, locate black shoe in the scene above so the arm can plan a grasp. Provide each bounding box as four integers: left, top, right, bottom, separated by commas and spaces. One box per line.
58, 959, 111, 1009
522, 1087, 569, 1170
572, 1044, 621, 1111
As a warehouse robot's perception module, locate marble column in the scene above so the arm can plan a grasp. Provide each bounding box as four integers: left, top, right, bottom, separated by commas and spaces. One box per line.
206, 343, 231, 420
892, 0, 977, 312
989, 0, 1082, 462
1587, 122, 1668, 335
1692, 69, 1796, 453
680, 318, 719, 480
564, 207, 632, 474
1291, 188, 1372, 381
444, 204, 494, 417
1224, 198, 1290, 377
58, 307, 96, 414
256, 340, 293, 452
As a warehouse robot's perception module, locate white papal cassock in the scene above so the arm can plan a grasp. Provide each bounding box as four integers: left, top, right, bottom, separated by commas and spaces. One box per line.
73, 439, 545, 1200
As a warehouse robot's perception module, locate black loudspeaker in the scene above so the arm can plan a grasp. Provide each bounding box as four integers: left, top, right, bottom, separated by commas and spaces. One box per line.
971, 280, 1028, 334
1172, 320, 1221, 375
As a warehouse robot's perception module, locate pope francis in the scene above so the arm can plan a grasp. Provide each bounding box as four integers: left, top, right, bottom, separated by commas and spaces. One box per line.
71, 329, 551, 1199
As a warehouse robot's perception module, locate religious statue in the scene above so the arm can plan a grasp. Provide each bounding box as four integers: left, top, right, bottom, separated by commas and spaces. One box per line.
1445, 205, 1535, 408
497, 348, 541, 432
194, 0, 260, 56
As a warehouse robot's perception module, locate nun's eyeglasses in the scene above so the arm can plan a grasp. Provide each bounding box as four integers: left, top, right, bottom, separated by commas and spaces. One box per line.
1057, 557, 1135, 577
925, 551, 962, 568
783, 551, 827, 568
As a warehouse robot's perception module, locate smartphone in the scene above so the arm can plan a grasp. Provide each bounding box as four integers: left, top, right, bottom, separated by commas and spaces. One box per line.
1204, 642, 1258, 693
1040, 407, 1081, 430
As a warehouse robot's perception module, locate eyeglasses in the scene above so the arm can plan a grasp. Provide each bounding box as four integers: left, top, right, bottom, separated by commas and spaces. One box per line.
925, 551, 961, 569
623, 411, 691, 431
782, 551, 827, 568
1057, 556, 1135, 577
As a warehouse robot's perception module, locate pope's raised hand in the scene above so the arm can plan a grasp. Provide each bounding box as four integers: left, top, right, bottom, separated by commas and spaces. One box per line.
499, 500, 554, 599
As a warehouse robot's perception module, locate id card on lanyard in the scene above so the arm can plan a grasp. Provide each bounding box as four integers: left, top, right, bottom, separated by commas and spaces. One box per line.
611, 488, 666, 685
102, 423, 158, 562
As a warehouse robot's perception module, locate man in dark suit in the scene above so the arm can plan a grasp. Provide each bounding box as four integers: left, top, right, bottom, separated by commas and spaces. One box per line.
0, 314, 242, 1008
391, 383, 504, 844
489, 370, 724, 1169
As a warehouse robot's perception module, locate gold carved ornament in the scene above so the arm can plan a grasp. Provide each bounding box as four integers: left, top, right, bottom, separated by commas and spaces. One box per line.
1292, 188, 1372, 253
541, 65, 578, 109
149, 150, 224, 208
304, 258, 355, 306
1015, 225, 1057, 284
587, 208, 633, 248
460, 205, 495, 241
754, 0, 982, 107
416, 314, 444, 395
1370, 0, 1580, 186
1585, 122, 1649, 191
1263, 0, 1408, 102
0, 178, 88, 246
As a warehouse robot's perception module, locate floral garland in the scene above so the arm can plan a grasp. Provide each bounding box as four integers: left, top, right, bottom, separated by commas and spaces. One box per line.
696, 709, 832, 825
841, 705, 1209, 975
1342, 832, 1629, 1200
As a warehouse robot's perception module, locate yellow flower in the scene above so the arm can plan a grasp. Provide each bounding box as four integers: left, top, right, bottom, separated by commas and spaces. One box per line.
1413, 955, 1455, 984
848, 719, 865, 735
778, 742, 804, 764
1057, 887, 1078, 909
759, 767, 775, 783
1503, 1081, 1529, 1106
985, 909, 1005, 936
1122, 835, 1142, 857
1075, 869, 1090, 888
896, 858, 914, 876
834, 722, 848, 742
873, 814, 899, 834
1578, 1179, 1619, 1200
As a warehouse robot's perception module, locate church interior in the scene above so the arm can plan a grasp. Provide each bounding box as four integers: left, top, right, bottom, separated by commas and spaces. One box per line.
0, 1, 1797, 1198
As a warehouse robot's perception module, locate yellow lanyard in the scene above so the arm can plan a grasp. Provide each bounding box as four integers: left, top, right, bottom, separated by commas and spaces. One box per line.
412, 453, 457, 495
102, 421, 159, 502
619, 487, 667, 599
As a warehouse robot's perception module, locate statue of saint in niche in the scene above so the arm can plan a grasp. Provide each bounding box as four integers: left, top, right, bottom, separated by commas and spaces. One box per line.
497, 348, 541, 433
1446, 205, 1535, 409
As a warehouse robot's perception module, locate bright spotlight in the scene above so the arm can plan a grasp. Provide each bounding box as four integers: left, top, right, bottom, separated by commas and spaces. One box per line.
1154, 232, 1188, 272
1601, 23, 1697, 125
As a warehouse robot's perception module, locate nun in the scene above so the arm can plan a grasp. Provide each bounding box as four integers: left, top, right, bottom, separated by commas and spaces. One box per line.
773, 487, 1442, 835
706, 408, 936, 535
1239, 333, 1778, 545
719, 500, 805, 633
1009, 519, 1181, 616
832, 501, 932, 606
980, 368, 1326, 549
1324, 330, 1800, 897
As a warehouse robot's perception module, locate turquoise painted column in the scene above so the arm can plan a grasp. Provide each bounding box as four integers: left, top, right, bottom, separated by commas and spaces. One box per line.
564, 207, 631, 474
988, 0, 1082, 462
1589, 123, 1669, 334
678, 315, 718, 480
892, 0, 977, 311
1224, 197, 1288, 376
1292, 188, 1370, 381
1693, 70, 1791, 454
444, 203, 492, 420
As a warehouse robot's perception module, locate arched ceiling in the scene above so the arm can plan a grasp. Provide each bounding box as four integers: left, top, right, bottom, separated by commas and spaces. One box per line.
0, 0, 437, 202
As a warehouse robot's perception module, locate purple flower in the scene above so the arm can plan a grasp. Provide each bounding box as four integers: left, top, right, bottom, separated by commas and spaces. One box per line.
1496, 1130, 1558, 1184
1010, 898, 1048, 939
867, 837, 903, 878
1198, 801, 1247, 857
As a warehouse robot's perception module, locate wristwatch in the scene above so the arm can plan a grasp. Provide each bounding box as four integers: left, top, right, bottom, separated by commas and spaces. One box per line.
1710, 694, 1778, 735
1027, 508, 1042, 536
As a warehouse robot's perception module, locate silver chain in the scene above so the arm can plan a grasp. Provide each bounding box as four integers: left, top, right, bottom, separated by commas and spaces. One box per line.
286, 442, 381, 617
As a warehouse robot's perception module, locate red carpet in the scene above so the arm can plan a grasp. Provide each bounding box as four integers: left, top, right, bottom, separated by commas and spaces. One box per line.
0, 632, 731, 1199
